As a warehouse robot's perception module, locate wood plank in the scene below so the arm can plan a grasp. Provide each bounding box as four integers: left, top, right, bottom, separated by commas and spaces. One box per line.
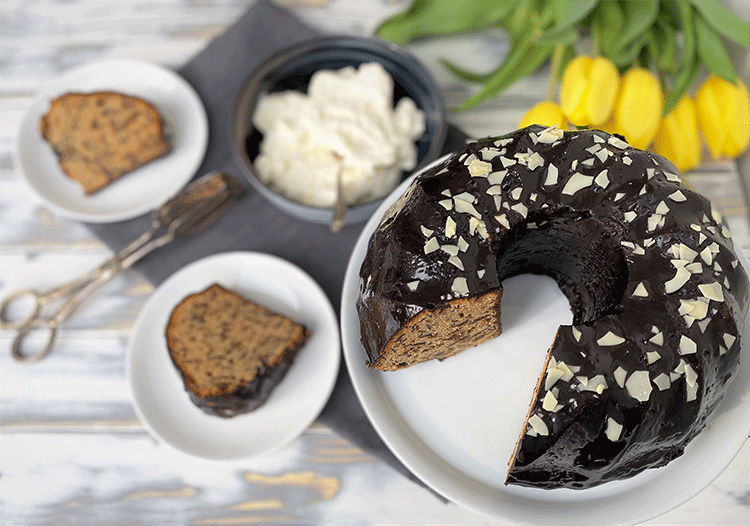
0, 430, 747, 525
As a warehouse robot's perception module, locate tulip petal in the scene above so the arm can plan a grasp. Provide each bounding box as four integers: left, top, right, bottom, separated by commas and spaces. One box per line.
614, 68, 663, 149
726, 80, 750, 156
519, 101, 569, 130
655, 96, 700, 172
560, 56, 592, 126
586, 57, 619, 126
697, 76, 730, 158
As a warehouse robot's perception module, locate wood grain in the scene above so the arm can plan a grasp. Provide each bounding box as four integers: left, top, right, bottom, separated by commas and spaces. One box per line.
1, 1, 748, 525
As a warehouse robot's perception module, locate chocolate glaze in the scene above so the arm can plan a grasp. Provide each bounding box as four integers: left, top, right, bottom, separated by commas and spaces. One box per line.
186, 358, 295, 418
357, 125, 749, 489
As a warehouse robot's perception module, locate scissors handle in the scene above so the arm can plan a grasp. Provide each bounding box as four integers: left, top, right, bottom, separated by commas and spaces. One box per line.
11, 317, 57, 363
0, 289, 43, 330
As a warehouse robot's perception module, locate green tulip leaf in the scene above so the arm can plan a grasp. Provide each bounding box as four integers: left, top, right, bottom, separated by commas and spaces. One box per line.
695, 13, 737, 82
592, 0, 625, 58
540, 0, 599, 39
502, 0, 535, 43
689, 0, 750, 48
676, 0, 696, 70
616, 0, 659, 53
440, 59, 499, 84
664, 58, 700, 115
658, 1, 682, 29
655, 19, 678, 76
664, 1, 699, 115
457, 44, 553, 111
536, 26, 579, 46
375, 0, 520, 45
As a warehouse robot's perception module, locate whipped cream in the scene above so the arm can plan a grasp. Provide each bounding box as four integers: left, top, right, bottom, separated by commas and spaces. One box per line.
252, 62, 426, 208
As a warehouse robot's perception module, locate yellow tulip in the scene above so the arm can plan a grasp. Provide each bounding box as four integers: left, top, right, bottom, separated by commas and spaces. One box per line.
696, 75, 750, 159
560, 55, 620, 127
612, 68, 663, 150
596, 114, 619, 136
519, 101, 568, 130
654, 96, 701, 173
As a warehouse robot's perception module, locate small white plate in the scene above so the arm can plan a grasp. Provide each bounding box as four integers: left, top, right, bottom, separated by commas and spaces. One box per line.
341, 160, 750, 525
15, 59, 208, 223
127, 251, 340, 460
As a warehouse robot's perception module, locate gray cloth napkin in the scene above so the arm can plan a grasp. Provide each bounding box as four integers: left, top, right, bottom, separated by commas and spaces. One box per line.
87, 0, 467, 495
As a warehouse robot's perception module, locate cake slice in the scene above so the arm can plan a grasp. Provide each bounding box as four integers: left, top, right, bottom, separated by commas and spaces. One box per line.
39, 91, 170, 194
166, 284, 310, 417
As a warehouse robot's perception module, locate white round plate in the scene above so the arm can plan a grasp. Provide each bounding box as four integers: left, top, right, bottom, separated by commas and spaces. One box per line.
340, 160, 750, 525
15, 59, 209, 223
128, 251, 340, 460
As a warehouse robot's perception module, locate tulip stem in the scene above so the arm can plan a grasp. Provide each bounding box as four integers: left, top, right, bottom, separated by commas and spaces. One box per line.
547, 44, 565, 101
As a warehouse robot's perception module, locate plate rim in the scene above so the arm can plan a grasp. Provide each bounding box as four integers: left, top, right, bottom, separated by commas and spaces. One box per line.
126, 250, 341, 460
340, 157, 750, 524
14, 58, 209, 223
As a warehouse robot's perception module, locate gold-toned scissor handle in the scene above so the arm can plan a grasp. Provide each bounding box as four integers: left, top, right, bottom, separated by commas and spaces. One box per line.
0, 289, 43, 330
11, 316, 57, 363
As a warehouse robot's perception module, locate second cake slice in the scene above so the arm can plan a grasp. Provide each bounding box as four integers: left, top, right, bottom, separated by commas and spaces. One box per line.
166, 284, 310, 417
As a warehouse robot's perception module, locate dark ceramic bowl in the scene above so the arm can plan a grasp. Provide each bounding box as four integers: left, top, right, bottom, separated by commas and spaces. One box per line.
231, 35, 448, 225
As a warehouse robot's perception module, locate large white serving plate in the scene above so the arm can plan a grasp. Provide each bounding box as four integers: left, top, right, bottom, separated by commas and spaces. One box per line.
340, 161, 750, 525
128, 251, 340, 460
15, 59, 208, 223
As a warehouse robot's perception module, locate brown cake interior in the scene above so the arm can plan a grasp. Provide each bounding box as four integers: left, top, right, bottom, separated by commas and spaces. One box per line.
39, 91, 170, 194
368, 290, 503, 370
166, 284, 309, 399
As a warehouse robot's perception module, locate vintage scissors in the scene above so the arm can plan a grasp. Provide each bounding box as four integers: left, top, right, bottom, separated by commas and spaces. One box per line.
1, 172, 245, 363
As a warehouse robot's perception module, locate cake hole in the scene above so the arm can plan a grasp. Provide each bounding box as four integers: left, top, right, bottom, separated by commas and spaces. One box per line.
496, 210, 627, 326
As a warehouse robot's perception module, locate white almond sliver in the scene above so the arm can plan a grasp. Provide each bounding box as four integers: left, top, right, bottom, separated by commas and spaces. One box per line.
424, 237, 439, 254
633, 282, 648, 297
698, 282, 724, 302
448, 255, 465, 270
488, 170, 507, 185
679, 335, 697, 355
605, 417, 623, 441
613, 366, 628, 388
655, 201, 670, 215
625, 370, 653, 402
454, 198, 481, 218
646, 351, 661, 364
649, 331, 664, 346
542, 390, 558, 411
562, 173, 594, 195
653, 373, 671, 390
528, 414, 549, 436
451, 277, 469, 296
664, 266, 691, 293
669, 190, 687, 202
597, 331, 625, 346
594, 169, 610, 188
468, 159, 492, 177
545, 164, 559, 186
445, 216, 457, 238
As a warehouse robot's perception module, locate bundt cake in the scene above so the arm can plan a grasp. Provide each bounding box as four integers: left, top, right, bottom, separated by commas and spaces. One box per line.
166, 284, 310, 418
356, 125, 749, 489
39, 91, 170, 194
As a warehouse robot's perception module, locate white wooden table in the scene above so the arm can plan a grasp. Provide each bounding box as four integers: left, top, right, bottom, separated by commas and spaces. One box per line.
1, 1, 749, 524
